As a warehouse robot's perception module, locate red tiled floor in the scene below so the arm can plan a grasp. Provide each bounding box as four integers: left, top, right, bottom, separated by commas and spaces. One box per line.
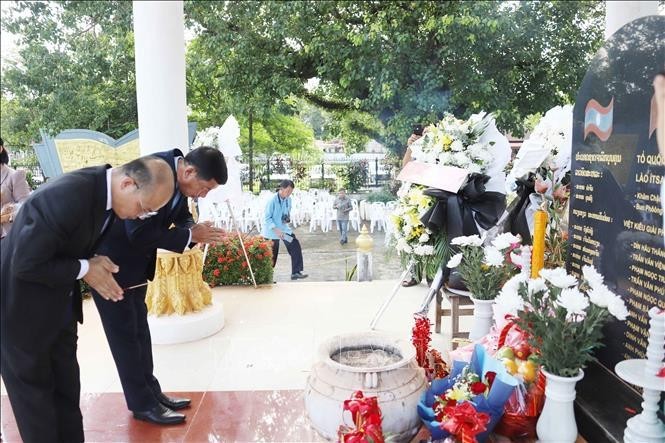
2, 392, 204, 443
2, 391, 343, 442
3, 391, 572, 442
2, 390, 428, 442
183, 390, 326, 442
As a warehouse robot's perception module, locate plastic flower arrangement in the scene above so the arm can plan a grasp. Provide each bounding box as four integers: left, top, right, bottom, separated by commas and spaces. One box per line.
505, 106, 573, 267
337, 391, 384, 443
202, 233, 273, 286
494, 265, 628, 377
390, 185, 447, 280
446, 233, 523, 300
418, 345, 518, 442
409, 112, 496, 174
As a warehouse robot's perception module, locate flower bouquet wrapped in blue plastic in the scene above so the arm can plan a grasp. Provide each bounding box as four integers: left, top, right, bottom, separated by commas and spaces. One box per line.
417, 344, 518, 442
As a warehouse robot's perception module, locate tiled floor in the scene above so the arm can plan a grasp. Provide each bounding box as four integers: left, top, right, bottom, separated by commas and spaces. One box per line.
0, 280, 586, 442
1, 280, 452, 442
1, 390, 331, 443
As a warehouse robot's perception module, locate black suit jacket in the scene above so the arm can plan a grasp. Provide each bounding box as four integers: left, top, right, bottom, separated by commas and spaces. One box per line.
95, 149, 195, 287
0, 165, 111, 350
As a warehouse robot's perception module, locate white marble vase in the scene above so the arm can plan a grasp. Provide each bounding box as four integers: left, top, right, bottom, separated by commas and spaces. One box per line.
469, 297, 495, 340
536, 368, 584, 442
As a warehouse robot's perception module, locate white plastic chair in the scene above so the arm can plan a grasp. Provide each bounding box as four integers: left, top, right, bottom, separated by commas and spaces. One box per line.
348, 199, 361, 231
369, 202, 387, 233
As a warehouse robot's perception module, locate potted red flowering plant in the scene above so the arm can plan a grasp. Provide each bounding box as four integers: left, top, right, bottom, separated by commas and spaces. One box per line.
202, 233, 273, 286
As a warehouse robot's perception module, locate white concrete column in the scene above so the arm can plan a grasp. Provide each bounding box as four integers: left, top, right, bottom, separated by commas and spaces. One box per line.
605, 1, 659, 39
133, 1, 188, 155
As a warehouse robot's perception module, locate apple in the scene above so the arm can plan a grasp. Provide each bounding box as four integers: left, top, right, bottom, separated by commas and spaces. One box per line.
518, 360, 537, 383
513, 342, 531, 360
495, 346, 515, 360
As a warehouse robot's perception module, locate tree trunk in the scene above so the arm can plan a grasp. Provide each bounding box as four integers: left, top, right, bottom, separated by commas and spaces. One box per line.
248, 110, 254, 192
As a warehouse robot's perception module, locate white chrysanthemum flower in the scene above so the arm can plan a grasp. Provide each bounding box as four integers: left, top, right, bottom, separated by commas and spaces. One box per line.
447, 253, 463, 269
453, 151, 471, 166
419, 233, 430, 243
582, 265, 604, 289
556, 288, 589, 316
413, 245, 435, 256
587, 284, 615, 308
494, 289, 525, 317
451, 140, 464, 151
467, 163, 483, 174
491, 233, 521, 250
528, 278, 549, 296
540, 267, 578, 288
607, 295, 628, 321
438, 151, 454, 166
509, 250, 524, 268
502, 273, 528, 294
468, 144, 491, 165
396, 238, 410, 252
483, 246, 504, 267
451, 235, 483, 247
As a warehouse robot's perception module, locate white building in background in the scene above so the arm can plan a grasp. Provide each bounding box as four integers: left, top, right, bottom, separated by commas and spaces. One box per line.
315, 139, 387, 156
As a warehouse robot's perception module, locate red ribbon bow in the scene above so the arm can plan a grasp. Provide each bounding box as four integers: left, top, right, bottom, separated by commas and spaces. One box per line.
338, 391, 384, 443
442, 402, 491, 443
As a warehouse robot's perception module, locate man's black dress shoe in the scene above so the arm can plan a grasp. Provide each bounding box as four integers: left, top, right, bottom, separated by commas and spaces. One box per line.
132, 404, 186, 425
291, 272, 309, 280
156, 392, 191, 410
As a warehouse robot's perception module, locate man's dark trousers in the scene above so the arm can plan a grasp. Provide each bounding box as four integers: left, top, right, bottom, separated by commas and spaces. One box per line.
271, 234, 304, 274
91, 285, 162, 411
1, 317, 84, 443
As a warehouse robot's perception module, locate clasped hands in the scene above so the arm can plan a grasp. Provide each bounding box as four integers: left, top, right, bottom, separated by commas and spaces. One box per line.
83, 255, 123, 302
190, 221, 226, 244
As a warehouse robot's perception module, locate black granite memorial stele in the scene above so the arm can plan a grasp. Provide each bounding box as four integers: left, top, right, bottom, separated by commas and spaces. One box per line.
568, 15, 665, 442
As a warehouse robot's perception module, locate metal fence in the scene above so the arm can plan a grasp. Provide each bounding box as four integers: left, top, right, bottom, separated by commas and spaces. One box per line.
4, 146, 45, 188
242, 154, 398, 191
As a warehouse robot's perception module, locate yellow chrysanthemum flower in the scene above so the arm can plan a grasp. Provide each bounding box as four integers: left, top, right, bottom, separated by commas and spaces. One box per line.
446, 387, 470, 401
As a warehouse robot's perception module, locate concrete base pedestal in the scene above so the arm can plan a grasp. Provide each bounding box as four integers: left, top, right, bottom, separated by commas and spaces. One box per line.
357, 251, 373, 281
148, 302, 225, 345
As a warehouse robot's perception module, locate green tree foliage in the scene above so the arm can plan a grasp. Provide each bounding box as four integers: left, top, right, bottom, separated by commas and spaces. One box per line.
337, 160, 369, 193
238, 111, 316, 160
185, 0, 605, 155
1, 1, 137, 146
2, 0, 605, 166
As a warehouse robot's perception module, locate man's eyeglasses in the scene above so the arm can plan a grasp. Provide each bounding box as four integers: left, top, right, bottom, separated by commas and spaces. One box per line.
131, 177, 159, 220
137, 195, 158, 220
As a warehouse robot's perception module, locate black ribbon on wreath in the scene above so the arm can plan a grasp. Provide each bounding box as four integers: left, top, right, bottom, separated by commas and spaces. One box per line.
418, 173, 506, 291
505, 175, 535, 245
419, 173, 506, 240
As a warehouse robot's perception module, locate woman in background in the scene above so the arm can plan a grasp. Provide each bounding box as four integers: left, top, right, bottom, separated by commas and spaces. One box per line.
0, 138, 31, 238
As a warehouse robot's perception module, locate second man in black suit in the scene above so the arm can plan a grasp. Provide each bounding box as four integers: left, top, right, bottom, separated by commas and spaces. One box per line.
92, 146, 228, 425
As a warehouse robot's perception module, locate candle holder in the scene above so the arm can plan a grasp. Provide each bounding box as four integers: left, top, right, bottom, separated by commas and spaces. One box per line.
615, 307, 665, 443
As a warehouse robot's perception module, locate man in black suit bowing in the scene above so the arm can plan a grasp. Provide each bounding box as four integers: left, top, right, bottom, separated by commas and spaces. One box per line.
92, 146, 227, 425
0, 156, 175, 443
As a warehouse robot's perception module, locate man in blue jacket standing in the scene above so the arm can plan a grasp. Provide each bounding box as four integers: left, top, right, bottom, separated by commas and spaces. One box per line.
263, 179, 307, 280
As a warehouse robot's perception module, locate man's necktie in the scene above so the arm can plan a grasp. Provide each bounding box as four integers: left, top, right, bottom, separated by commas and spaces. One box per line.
100, 210, 114, 235
170, 191, 182, 211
